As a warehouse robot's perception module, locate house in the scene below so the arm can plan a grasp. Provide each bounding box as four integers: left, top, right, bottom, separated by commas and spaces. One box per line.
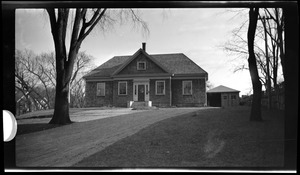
207, 85, 240, 107
83, 43, 208, 108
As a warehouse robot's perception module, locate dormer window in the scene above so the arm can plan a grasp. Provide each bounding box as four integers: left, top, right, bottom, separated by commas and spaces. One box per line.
137, 61, 146, 70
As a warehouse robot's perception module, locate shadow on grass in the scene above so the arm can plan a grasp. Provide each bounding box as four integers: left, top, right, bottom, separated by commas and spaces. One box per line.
74, 106, 284, 168
17, 123, 62, 135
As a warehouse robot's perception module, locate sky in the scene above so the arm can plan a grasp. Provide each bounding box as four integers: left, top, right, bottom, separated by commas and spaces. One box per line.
16, 8, 253, 96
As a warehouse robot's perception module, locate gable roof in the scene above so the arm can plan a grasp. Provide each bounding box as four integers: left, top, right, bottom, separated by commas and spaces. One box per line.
112, 49, 170, 76
83, 50, 208, 79
207, 85, 240, 93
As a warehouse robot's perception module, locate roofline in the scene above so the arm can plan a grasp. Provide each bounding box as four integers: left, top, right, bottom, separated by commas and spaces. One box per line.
85, 78, 114, 82
111, 49, 170, 76
84, 72, 208, 80
207, 85, 240, 93
207, 91, 240, 93
112, 73, 172, 78
174, 73, 208, 76
181, 53, 208, 74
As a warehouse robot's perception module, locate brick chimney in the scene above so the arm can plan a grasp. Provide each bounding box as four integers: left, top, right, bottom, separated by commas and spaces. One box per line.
142, 42, 146, 52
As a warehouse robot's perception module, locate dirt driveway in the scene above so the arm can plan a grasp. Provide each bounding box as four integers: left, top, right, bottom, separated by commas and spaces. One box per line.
16, 107, 211, 167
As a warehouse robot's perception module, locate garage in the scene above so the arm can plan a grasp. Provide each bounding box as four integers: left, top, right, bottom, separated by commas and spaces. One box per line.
207, 85, 240, 107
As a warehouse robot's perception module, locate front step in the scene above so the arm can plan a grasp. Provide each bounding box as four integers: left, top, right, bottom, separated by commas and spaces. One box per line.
127, 101, 152, 108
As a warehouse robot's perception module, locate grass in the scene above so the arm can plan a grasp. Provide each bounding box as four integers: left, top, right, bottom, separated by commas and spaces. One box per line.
16, 107, 122, 135
16, 106, 119, 119
17, 123, 62, 135
74, 106, 284, 168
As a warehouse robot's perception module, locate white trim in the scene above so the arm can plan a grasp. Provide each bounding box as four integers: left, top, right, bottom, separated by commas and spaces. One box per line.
113, 73, 172, 78
96, 82, 105, 96
182, 81, 193, 95
156, 80, 165, 95
118, 81, 127, 95
113, 76, 171, 81
173, 76, 206, 80
85, 79, 113, 82
137, 61, 146, 70
133, 82, 150, 101
133, 78, 150, 82
86, 76, 204, 81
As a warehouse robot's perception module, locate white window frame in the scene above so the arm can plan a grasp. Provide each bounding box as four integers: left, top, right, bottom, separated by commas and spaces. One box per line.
96, 82, 105, 96
156, 80, 165, 95
182, 81, 192, 95
137, 61, 146, 70
118, 81, 127, 95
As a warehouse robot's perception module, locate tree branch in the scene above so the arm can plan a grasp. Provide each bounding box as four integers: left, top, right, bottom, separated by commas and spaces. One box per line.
78, 8, 107, 44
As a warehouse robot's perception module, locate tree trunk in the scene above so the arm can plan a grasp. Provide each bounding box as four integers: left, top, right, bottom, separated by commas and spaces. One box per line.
275, 8, 286, 82
49, 76, 72, 124
248, 7, 262, 121
262, 17, 272, 109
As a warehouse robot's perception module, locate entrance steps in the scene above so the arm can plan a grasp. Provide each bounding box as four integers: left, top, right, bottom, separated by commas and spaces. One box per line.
127, 101, 152, 108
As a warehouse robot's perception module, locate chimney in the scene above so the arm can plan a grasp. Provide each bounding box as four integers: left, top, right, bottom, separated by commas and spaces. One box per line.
142, 42, 146, 52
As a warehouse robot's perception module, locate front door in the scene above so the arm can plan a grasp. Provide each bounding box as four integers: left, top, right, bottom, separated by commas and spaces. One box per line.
138, 85, 145, 101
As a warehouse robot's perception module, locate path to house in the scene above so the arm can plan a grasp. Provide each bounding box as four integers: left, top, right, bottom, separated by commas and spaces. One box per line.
16, 107, 214, 167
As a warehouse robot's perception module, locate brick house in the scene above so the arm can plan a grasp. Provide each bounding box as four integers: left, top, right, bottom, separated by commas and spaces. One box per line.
83, 43, 208, 108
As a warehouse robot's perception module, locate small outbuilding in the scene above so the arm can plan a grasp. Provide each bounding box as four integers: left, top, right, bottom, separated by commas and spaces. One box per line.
207, 85, 240, 107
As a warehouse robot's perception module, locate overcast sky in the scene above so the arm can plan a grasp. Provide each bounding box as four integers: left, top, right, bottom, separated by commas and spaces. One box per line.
16, 8, 253, 95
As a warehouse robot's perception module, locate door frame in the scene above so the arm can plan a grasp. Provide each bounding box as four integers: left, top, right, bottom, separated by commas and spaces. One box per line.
133, 81, 149, 101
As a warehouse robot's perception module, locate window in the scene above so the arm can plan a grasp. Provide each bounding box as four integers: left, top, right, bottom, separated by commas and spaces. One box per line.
118, 81, 127, 95
137, 61, 146, 70
231, 95, 236, 99
96, 83, 105, 96
156, 81, 165, 95
182, 81, 192, 95
146, 84, 149, 95
223, 95, 227, 99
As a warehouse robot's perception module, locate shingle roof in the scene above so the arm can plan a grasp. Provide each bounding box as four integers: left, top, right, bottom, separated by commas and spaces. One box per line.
151, 53, 207, 75
83, 56, 130, 78
83, 51, 208, 79
207, 85, 240, 93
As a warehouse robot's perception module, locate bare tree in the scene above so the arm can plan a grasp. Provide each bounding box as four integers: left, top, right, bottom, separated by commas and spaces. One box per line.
15, 49, 95, 114
223, 8, 284, 110
15, 49, 50, 112
69, 51, 95, 108
206, 80, 214, 90
46, 8, 149, 124
248, 7, 262, 121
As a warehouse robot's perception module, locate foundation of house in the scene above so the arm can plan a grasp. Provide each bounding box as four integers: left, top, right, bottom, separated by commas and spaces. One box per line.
127, 101, 152, 108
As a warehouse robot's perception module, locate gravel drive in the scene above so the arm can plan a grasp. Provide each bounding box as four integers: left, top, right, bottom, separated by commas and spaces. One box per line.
16, 107, 209, 167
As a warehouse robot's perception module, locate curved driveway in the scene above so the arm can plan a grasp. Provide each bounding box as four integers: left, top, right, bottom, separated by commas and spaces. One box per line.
16, 108, 208, 167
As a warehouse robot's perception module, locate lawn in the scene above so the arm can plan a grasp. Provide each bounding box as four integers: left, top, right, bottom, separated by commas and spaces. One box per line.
16, 107, 123, 135
74, 106, 284, 168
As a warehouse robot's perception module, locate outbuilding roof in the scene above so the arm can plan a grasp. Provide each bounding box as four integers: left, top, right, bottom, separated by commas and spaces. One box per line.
207, 85, 240, 93
83, 49, 208, 79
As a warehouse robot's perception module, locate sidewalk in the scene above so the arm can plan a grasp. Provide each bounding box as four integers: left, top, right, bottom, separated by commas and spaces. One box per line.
16, 108, 205, 167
